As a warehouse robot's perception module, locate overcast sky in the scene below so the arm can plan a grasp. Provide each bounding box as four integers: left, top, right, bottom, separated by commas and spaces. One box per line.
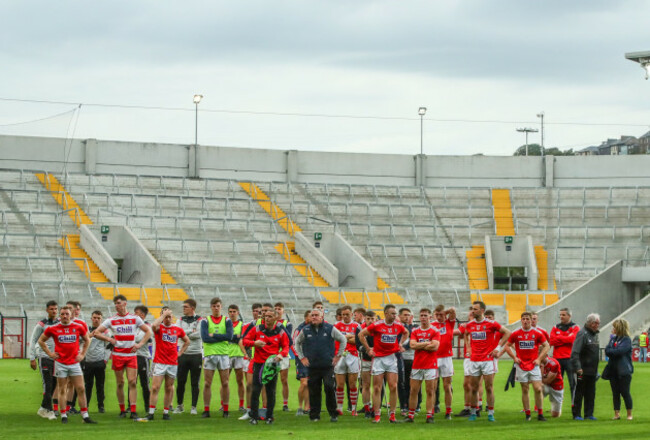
1, 1, 649, 156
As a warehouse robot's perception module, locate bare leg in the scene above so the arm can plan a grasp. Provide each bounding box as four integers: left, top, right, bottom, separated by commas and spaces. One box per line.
218, 369, 230, 411
280, 368, 289, 406
164, 376, 175, 410
443, 376, 453, 409
71, 375, 88, 410
234, 368, 245, 406
203, 369, 215, 409
149, 375, 164, 411
126, 367, 138, 412
521, 382, 530, 412
386, 372, 398, 415
114, 369, 125, 407
372, 373, 385, 416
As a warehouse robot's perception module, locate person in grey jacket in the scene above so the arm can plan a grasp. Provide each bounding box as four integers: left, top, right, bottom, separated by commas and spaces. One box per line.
605, 319, 634, 420
570, 313, 600, 420
29, 300, 59, 420
85, 310, 111, 412
174, 299, 203, 415
134, 305, 153, 412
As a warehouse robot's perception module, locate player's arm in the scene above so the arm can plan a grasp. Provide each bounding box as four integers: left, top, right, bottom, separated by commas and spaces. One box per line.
447, 307, 457, 322
494, 326, 511, 356
358, 327, 374, 357
536, 340, 550, 365
463, 331, 471, 358
92, 324, 115, 345
151, 309, 171, 332
294, 328, 309, 366
276, 330, 290, 361
178, 334, 191, 357
29, 323, 44, 369
497, 341, 516, 361
399, 327, 410, 351
542, 369, 557, 385
37, 332, 58, 360
331, 327, 347, 365
409, 337, 427, 350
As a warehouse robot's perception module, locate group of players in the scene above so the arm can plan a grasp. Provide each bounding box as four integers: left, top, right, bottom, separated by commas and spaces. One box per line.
30, 294, 572, 425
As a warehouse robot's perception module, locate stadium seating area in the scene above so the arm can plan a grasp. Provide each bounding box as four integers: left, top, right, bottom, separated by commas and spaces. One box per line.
1, 168, 649, 325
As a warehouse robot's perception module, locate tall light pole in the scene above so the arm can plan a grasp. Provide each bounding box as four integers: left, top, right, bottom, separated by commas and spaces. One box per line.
193, 94, 203, 148
625, 51, 650, 79
418, 107, 427, 155
536, 112, 545, 156
516, 127, 539, 156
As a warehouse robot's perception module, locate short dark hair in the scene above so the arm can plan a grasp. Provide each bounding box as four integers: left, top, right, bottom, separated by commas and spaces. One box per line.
365, 311, 377, 318
485, 309, 495, 317
262, 302, 273, 309
341, 305, 352, 312
335, 307, 343, 316
353, 307, 366, 315
91, 310, 103, 317
521, 312, 532, 319
472, 301, 486, 311
434, 304, 445, 313
252, 303, 262, 310
419, 308, 432, 315
304, 310, 311, 318
210, 297, 222, 306
134, 305, 149, 315
384, 304, 396, 313
183, 299, 197, 309
274, 302, 284, 309
312, 301, 324, 308
113, 294, 127, 303
45, 300, 58, 309
66, 300, 80, 308
228, 304, 240, 312
398, 308, 411, 315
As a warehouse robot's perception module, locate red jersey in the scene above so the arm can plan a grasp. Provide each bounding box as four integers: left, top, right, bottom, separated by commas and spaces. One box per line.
431, 319, 456, 358
101, 313, 145, 357
43, 322, 87, 365
73, 318, 89, 334
366, 320, 407, 358
243, 323, 290, 363
334, 321, 361, 357
410, 326, 441, 369
533, 326, 549, 342
153, 324, 186, 365
543, 356, 564, 390
508, 327, 546, 371
465, 318, 502, 362
549, 324, 580, 359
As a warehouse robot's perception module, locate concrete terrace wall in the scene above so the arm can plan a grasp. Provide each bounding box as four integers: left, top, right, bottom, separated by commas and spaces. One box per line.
4, 134, 650, 187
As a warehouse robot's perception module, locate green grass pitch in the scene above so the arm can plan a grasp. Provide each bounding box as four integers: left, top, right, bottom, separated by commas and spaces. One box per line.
1, 359, 649, 440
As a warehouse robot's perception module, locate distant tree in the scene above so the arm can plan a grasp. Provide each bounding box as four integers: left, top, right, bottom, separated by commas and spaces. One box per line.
513, 144, 574, 156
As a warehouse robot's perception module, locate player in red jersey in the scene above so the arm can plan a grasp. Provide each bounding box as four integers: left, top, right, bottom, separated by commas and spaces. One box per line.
146, 308, 190, 420
333, 305, 362, 416
404, 308, 440, 424
464, 301, 510, 422
38, 306, 96, 424
358, 311, 378, 418
541, 355, 564, 417
454, 307, 484, 417
92, 294, 152, 419
498, 312, 550, 422
432, 304, 456, 419
358, 304, 409, 424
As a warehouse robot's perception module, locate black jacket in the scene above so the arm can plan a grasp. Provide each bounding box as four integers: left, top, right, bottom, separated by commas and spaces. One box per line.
605, 335, 634, 377
570, 324, 600, 376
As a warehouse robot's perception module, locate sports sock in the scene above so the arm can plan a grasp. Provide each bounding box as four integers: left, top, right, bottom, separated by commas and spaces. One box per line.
119, 403, 126, 412
446, 407, 452, 414
350, 388, 358, 407
408, 408, 415, 419
239, 399, 244, 407
478, 400, 483, 408
60, 409, 67, 418
336, 388, 344, 408
223, 405, 229, 412
525, 409, 531, 416
204, 406, 210, 412
374, 409, 381, 417
488, 406, 494, 416
149, 406, 155, 415
130, 404, 136, 413
283, 400, 288, 406
427, 411, 434, 418
81, 407, 88, 418
537, 408, 543, 415
470, 407, 477, 415
164, 407, 169, 414
67, 401, 73, 411
53, 403, 59, 412
464, 402, 470, 410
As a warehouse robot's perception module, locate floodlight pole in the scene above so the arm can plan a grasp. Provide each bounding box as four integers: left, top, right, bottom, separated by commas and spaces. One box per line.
418, 107, 427, 155
537, 112, 545, 156
516, 127, 539, 156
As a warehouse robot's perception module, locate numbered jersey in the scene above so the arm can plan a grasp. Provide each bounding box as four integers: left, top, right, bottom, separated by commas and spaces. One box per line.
334, 321, 361, 356
366, 320, 406, 358
153, 324, 186, 365
43, 322, 87, 365
508, 327, 546, 371
465, 318, 502, 362
410, 326, 441, 369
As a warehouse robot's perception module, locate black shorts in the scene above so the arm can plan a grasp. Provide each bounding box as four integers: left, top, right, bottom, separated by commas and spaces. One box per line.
296, 362, 309, 380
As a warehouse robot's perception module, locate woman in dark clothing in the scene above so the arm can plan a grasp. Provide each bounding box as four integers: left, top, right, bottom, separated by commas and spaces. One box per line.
605, 319, 634, 420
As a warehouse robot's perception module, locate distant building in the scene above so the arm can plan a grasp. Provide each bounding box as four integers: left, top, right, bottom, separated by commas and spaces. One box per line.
576, 146, 600, 156
639, 131, 650, 154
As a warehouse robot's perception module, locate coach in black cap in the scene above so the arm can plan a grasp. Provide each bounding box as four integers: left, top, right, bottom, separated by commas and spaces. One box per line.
294, 308, 347, 422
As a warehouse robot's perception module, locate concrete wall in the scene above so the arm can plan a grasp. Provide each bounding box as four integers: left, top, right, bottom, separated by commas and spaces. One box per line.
522, 261, 636, 333
5, 134, 650, 187
85, 225, 161, 285
80, 225, 118, 282
294, 232, 339, 287
487, 235, 538, 290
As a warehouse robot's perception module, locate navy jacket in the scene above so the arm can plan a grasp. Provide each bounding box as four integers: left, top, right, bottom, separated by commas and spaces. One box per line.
605, 335, 634, 377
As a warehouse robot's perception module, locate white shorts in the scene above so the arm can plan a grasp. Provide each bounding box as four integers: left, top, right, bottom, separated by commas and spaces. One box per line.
371, 354, 398, 375
280, 356, 290, 371
54, 361, 83, 378
334, 353, 360, 375
230, 356, 245, 370
153, 363, 178, 378
543, 385, 564, 413
243, 358, 250, 373
411, 368, 438, 381
361, 360, 373, 372
515, 364, 542, 383
437, 356, 454, 378
203, 354, 230, 371
468, 360, 497, 377
463, 358, 471, 376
